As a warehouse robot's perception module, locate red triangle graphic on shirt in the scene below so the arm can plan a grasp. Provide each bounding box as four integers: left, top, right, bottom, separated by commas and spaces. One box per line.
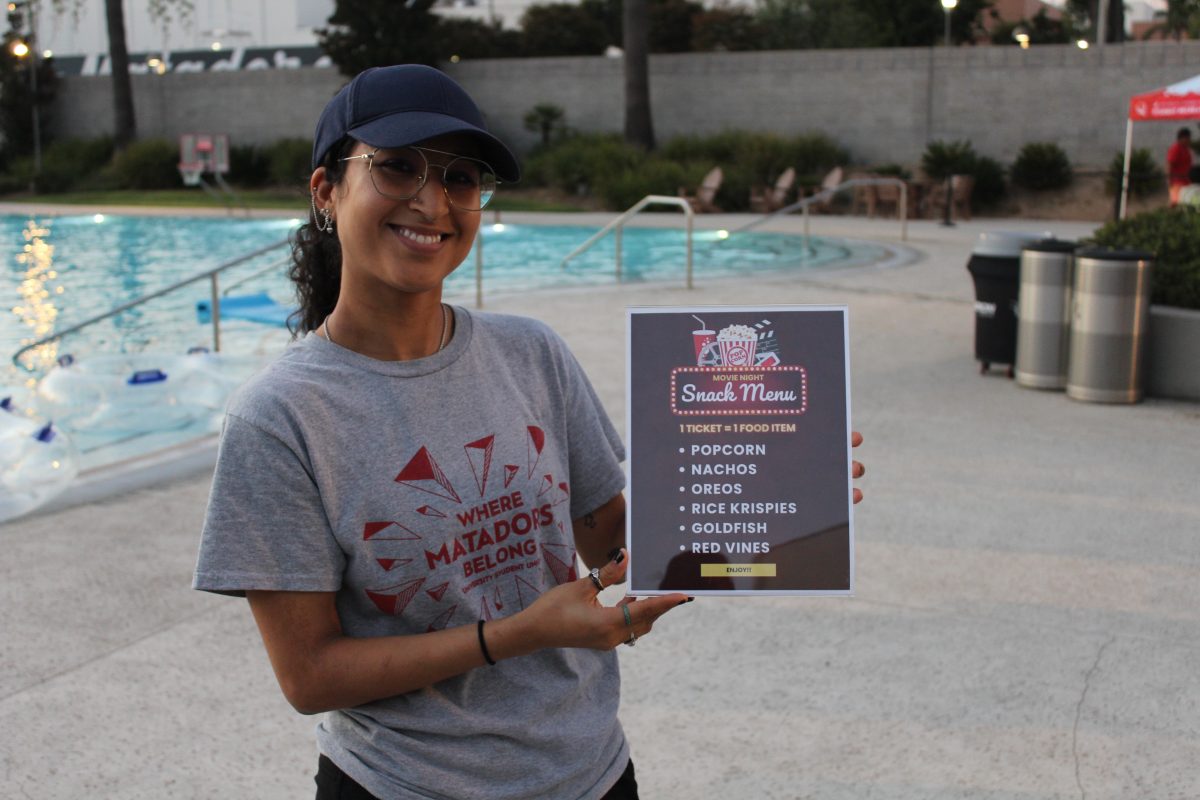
365, 577, 425, 616
416, 505, 446, 518
376, 558, 414, 571
363, 521, 420, 541
503, 465, 519, 488
426, 604, 457, 632
514, 575, 541, 610
526, 426, 545, 478
541, 544, 577, 585
464, 435, 495, 497
426, 582, 450, 602
554, 482, 570, 507
479, 595, 494, 621
395, 446, 461, 503
536, 473, 554, 498
492, 585, 504, 611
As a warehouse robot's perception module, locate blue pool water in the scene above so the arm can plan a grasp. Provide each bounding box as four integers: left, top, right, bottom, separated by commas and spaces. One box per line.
1, 213, 886, 369
0, 212, 888, 520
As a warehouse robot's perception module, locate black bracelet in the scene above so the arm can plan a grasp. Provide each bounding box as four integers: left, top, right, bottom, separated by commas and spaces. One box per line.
477, 619, 496, 666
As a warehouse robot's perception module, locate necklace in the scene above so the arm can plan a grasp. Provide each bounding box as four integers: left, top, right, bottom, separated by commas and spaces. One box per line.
323, 304, 450, 354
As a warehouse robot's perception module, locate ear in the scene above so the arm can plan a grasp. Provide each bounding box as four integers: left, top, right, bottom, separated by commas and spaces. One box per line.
311, 167, 336, 211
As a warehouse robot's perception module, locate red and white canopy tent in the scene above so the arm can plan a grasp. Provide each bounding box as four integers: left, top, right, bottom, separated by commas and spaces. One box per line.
1120, 74, 1200, 218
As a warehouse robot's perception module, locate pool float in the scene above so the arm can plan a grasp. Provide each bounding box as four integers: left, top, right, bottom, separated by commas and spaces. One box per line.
0, 402, 80, 523
36, 351, 233, 436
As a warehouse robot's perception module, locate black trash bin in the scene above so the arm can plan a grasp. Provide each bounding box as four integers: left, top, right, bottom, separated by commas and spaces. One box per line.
967, 231, 1046, 376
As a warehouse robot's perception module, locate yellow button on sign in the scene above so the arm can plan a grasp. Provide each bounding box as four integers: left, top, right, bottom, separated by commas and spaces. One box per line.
701, 563, 777, 577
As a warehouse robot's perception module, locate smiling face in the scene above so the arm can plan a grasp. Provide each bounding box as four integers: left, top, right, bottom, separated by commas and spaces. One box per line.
314, 134, 483, 306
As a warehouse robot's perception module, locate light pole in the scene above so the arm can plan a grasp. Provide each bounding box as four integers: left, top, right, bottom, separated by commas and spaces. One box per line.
941, 0, 958, 47
7, 0, 40, 189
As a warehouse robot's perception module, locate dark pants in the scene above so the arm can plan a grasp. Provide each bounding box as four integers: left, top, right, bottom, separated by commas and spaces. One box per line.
315, 754, 639, 800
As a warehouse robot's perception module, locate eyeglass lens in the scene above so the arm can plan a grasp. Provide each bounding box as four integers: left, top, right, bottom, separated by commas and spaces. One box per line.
368, 147, 496, 210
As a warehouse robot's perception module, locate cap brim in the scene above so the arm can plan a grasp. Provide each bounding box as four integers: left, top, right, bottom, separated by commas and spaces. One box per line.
349, 112, 521, 183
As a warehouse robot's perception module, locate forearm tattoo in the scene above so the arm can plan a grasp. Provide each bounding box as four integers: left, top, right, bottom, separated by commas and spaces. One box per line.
582, 513, 597, 529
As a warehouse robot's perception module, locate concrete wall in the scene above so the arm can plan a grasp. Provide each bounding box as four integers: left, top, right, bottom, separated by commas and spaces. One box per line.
51, 42, 1200, 169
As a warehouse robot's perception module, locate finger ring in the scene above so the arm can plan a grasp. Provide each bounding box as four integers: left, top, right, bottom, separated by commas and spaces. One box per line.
621, 605, 633, 628
589, 568, 605, 592
625, 632, 637, 646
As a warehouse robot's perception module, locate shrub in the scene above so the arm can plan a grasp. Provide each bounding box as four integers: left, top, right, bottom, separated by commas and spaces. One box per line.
265, 138, 314, 187
970, 155, 1007, 211
1088, 207, 1200, 310
32, 136, 115, 193
1106, 148, 1164, 198
523, 103, 567, 149
107, 139, 180, 190
921, 139, 976, 180
1010, 142, 1072, 191
229, 144, 271, 188
595, 159, 692, 210
522, 133, 645, 195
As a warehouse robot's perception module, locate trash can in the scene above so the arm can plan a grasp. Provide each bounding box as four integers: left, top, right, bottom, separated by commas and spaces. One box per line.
967, 231, 1047, 376
1015, 239, 1076, 389
1066, 248, 1154, 404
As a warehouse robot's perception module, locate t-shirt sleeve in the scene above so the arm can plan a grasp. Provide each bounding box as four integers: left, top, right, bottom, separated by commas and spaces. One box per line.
559, 346, 627, 521
193, 412, 345, 597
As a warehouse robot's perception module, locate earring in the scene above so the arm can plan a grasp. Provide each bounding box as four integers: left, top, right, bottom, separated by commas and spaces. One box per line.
310, 192, 335, 234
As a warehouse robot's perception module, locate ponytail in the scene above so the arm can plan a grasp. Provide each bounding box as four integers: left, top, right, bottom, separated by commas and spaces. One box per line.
288, 136, 354, 336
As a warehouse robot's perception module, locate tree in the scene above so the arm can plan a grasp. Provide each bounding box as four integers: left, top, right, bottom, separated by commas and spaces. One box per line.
523, 103, 566, 147
753, 0, 991, 50
317, 0, 444, 75
1140, 0, 1200, 40
519, 3, 610, 56
1, 3, 57, 167
103, 0, 135, 149
48, 0, 192, 150
1065, 0, 1125, 43
623, 0, 655, 151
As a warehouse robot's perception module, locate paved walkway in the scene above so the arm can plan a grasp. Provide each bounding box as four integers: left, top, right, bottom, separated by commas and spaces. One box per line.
2, 213, 1197, 799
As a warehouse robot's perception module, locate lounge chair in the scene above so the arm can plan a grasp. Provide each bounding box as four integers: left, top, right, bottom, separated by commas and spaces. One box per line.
951, 174, 974, 221
679, 166, 723, 213
805, 166, 845, 213
749, 167, 796, 213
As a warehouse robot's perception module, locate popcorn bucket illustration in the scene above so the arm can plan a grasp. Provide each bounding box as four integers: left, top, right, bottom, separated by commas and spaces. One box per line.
717, 325, 758, 366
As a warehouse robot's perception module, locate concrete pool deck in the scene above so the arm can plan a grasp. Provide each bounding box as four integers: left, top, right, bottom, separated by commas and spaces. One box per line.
2, 212, 1198, 799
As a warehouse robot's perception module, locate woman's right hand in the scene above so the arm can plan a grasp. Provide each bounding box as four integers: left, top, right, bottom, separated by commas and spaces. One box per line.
500, 550, 691, 654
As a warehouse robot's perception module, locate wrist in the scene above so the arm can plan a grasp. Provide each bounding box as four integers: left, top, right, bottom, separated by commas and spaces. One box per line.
481, 610, 541, 662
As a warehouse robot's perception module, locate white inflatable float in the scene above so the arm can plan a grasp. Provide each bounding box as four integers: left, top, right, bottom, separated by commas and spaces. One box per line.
36, 349, 264, 437
0, 397, 80, 523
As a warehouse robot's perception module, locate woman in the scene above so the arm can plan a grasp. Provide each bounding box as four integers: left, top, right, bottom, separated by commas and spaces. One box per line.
194, 64, 863, 799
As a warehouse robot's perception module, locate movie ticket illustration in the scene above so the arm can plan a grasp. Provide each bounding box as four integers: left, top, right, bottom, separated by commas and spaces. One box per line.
626, 306, 854, 596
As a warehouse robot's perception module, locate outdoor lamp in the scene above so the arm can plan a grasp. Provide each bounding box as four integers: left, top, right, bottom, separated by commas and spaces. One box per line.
940, 0, 958, 47
11, 40, 29, 57
1013, 26, 1031, 49
1076, 39, 1089, 50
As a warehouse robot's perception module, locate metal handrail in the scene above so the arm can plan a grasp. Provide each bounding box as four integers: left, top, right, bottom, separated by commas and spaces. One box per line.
560, 195, 695, 289
11, 238, 291, 372
726, 177, 908, 243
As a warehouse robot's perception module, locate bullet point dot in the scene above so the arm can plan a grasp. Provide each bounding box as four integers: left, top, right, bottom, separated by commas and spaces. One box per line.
679, 545, 686, 550
678, 466, 685, 473
679, 506, 685, 511
678, 448, 684, 454
679, 525, 685, 531
679, 486, 685, 492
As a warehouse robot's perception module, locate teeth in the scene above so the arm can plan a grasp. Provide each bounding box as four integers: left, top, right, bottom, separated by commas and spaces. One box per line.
396, 226, 442, 245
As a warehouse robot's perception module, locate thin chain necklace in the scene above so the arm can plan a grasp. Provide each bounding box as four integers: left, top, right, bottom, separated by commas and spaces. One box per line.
322, 304, 450, 354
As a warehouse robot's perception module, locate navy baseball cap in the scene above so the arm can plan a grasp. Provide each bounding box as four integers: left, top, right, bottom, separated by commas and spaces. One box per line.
311, 64, 520, 182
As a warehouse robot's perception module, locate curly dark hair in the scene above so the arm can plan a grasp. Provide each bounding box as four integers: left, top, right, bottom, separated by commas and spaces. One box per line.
287, 136, 356, 336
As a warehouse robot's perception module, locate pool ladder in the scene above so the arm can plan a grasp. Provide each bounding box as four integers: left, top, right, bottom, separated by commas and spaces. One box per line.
559, 195, 696, 289
10, 238, 292, 372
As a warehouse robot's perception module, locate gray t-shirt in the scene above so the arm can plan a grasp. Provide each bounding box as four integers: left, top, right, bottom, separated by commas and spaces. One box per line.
194, 308, 629, 800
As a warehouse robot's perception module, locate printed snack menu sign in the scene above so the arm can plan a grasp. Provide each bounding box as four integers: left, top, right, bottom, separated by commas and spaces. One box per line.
626, 306, 854, 596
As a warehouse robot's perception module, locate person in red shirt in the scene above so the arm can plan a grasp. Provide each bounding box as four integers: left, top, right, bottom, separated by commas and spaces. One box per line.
1167, 127, 1193, 206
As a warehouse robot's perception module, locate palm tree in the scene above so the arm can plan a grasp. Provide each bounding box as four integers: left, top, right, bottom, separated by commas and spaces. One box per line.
104, 0, 135, 149
622, 0, 655, 151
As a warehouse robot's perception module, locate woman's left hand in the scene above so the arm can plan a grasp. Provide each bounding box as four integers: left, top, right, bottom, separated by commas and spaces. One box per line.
852, 430, 865, 504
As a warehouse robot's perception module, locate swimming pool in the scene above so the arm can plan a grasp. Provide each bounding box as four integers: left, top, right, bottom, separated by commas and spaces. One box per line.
1, 212, 891, 521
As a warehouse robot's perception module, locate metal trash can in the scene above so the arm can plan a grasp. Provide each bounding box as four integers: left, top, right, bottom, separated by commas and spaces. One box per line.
1067, 248, 1154, 404
967, 231, 1047, 376
1016, 239, 1076, 389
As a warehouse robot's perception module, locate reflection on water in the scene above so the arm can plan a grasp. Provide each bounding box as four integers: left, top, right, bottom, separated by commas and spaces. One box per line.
13, 219, 61, 374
